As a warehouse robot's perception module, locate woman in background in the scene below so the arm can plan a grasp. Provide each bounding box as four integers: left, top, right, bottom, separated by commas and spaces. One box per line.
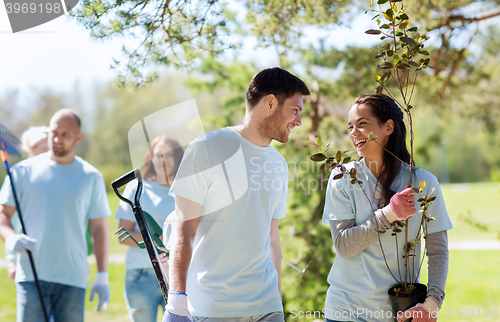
115, 135, 184, 322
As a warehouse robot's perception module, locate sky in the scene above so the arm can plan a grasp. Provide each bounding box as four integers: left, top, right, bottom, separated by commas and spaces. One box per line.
0, 5, 119, 94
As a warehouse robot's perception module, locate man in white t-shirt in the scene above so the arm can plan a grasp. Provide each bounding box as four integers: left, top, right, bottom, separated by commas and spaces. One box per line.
162, 67, 310, 322
0, 109, 111, 322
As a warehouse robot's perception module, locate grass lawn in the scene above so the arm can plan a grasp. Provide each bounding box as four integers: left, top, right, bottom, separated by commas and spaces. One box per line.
420, 250, 500, 321
441, 182, 500, 241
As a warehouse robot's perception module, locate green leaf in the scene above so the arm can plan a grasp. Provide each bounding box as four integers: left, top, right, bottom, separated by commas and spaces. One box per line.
316, 136, 321, 146
378, 62, 393, 69
369, 0, 372, 8
396, 62, 411, 69
376, 75, 382, 82
365, 29, 382, 35
351, 179, 357, 184
324, 142, 333, 153
368, 132, 374, 140
380, 24, 390, 29
343, 157, 351, 163
377, 0, 389, 4
387, 50, 394, 57
320, 162, 327, 171
410, 61, 419, 67
381, 70, 391, 82
400, 36, 417, 47
311, 153, 327, 162
333, 173, 344, 180
418, 50, 430, 55
394, 54, 400, 65
383, 9, 394, 22
398, 13, 409, 20
335, 151, 342, 162
407, 27, 418, 32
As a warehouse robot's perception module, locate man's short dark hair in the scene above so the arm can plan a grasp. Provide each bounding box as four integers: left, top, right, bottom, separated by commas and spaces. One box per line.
246, 67, 310, 108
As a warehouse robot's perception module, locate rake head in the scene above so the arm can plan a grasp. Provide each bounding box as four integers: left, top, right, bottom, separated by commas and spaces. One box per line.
0, 124, 21, 156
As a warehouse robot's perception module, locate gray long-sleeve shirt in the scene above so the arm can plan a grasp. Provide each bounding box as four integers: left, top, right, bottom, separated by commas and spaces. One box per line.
330, 212, 449, 307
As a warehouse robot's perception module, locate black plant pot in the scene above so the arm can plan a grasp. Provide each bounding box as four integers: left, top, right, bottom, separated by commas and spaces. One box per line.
388, 283, 427, 322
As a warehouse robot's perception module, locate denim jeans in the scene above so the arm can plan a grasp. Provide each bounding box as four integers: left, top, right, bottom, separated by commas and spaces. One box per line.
124, 268, 166, 322
16, 281, 85, 322
193, 312, 284, 322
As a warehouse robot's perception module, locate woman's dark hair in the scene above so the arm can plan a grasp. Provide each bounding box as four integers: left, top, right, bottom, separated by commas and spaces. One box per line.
142, 135, 184, 184
354, 93, 413, 206
246, 67, 310, 108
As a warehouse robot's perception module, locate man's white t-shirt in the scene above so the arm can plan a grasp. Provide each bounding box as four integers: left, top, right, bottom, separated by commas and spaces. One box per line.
170, 127, 288, 317
0, 153, 111, 289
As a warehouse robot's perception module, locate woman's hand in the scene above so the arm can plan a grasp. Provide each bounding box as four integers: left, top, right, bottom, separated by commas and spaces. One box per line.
397, 297, 439, 322
382, 187, 417, 223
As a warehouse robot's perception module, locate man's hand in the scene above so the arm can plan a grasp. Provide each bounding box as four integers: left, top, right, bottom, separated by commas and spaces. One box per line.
90, 271, 110, 311
5, 234, 36, 254
397, 297, 440, 322
162, 293, 193, 322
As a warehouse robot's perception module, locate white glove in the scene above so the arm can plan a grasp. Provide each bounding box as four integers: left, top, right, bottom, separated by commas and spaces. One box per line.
90, 271, 110, 311
162, 293, 193, 322
6, 234, 36, 254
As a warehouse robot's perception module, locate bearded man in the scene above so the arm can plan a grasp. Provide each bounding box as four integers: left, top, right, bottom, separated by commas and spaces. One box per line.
163, 67, 310, 322
0, 109, 111, 322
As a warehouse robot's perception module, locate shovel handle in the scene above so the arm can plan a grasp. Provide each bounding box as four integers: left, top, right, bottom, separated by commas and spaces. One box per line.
111, 168, 142, 190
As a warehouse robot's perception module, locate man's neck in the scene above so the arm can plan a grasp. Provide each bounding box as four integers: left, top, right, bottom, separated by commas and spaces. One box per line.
233, 118, 271, 147
49, 152, 76, 164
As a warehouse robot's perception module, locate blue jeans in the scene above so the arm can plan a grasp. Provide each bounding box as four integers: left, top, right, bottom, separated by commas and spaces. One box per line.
193, 312, 284, 322
124, 268, 166, 322
16, 281, 85, 322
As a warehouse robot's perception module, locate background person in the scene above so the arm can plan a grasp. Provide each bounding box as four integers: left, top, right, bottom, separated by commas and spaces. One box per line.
115, 134, 184, 322
0, 109, 111, 322
322, 94, 452, 322
163, 67, 310, 322
5, 126, 49, 280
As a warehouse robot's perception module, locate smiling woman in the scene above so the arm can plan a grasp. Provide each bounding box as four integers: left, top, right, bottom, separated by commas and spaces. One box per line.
322, 93, 453, 322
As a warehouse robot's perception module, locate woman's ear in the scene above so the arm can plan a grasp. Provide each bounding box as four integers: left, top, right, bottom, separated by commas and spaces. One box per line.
385, 119, 395, 136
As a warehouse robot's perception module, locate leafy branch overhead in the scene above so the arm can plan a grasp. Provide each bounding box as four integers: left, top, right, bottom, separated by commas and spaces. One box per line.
72, 0, 500, 89
72, 0, 233, 87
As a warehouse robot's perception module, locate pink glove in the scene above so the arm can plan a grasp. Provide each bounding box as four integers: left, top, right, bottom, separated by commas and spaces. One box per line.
382, 187, 416, 223
397, 297, 440, 322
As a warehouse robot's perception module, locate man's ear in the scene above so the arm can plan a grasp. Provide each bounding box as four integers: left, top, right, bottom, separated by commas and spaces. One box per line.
76, 132, 83, 144
263, 94, 278, 114
385, 119, 395, 136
